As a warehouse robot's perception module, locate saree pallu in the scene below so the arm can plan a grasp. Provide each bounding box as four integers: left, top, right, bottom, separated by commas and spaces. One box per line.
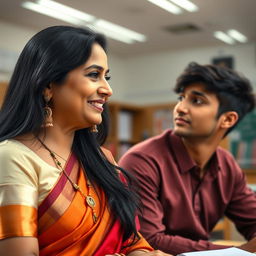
38, 152, 152, 255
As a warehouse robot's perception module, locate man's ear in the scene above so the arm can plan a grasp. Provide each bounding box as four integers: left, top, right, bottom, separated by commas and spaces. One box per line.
220, 111, 239, 129
43, 83, 53, 102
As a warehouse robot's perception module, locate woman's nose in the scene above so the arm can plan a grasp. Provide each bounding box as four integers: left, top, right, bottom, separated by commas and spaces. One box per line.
98, 81, 113, 97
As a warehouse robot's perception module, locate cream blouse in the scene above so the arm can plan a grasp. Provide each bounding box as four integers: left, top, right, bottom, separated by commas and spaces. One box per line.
0, 139, 62, 208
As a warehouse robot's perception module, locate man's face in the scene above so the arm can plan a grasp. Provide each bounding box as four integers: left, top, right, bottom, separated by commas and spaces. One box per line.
173, 83, 222, 140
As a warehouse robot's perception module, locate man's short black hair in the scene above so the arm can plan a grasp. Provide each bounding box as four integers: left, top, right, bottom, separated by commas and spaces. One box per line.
174, 62, 255, 135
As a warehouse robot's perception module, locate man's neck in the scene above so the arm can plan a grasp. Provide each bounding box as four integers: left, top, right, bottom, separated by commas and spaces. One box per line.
182, 136, 221, 173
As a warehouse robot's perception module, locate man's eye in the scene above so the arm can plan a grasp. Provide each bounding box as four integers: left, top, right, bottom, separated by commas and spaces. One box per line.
177, 95, 184, 101
192, 98, 204, 104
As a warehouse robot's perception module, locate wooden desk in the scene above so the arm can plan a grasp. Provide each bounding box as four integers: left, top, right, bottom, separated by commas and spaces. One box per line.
213, 240, 244, 246
212, 217, 231, 240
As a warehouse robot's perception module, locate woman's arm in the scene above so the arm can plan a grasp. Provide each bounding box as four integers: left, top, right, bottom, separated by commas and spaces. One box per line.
0, 237, 39, 256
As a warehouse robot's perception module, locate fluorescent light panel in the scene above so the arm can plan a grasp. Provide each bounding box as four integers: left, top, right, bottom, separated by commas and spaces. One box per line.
22, 0, 146, 44
94, 19, 146, 42
89, 24, 134, 44
214, 31, 235, 45
169, 0, 198, 12
147, 0, 182, 14
38, 0, 95, 23
22, 1, 83, 25
227, 29, 248, 43
214, 30, 248, 45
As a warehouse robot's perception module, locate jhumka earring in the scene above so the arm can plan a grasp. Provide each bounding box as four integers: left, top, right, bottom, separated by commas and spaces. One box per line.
42, 96, 53, 127
90, 125, 98, 133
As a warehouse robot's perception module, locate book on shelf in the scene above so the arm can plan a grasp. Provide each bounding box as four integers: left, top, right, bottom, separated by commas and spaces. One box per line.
153, 109, 173, 135
118, 111, 132, 141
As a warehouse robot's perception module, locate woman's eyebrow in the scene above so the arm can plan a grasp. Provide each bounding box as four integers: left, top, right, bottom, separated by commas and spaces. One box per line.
84, 65, 110, 73
84, 64, 103, 71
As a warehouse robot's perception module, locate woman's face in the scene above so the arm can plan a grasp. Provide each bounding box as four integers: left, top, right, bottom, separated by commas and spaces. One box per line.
49, 43, 112, 131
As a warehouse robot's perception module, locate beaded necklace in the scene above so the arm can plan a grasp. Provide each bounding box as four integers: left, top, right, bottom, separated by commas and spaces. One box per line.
37, 138, 98, 223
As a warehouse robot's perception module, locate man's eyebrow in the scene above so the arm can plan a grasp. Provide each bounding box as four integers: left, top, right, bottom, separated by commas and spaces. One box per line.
191, 90, 208, 98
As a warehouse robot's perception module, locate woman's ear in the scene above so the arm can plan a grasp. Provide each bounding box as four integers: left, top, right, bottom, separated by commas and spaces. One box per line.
220, 111, 239, 129
43, 83, 53, 101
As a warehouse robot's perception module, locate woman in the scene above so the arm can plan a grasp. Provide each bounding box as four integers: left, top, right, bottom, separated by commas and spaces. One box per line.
0, 26, 172, 256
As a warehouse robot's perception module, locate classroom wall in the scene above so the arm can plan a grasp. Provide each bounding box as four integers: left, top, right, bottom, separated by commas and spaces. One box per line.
122, 43, 256, 104
0, 20, 255, 105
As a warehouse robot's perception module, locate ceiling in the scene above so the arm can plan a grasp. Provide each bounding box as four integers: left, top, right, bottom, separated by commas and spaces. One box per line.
0, 0, 255, 57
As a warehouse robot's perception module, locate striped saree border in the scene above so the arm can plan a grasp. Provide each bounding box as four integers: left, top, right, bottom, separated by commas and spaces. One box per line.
38, 153, 76, 218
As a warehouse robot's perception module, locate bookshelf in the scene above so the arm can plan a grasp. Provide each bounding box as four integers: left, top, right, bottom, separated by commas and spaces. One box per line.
142, 103, 175, 138
0, 82, 8, 106
229, 108, 256, 170
105, 102, 146, 159
104, 102, 175, 160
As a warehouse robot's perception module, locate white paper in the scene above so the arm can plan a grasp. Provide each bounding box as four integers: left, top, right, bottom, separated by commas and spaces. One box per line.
177, 247, 255, 256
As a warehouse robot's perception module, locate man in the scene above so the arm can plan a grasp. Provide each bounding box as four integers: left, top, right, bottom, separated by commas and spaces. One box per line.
119, 62, 256, 255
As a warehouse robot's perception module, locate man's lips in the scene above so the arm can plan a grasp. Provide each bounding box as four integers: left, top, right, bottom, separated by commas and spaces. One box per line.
174, 117, 190, 125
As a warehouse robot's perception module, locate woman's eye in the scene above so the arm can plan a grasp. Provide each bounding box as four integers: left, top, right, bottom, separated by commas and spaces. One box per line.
87, 72, 99, 79
105, 74, 111, 81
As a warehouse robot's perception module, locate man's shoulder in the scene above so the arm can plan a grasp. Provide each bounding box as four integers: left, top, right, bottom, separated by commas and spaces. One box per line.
216, 145, 236, 162
215, 146, 242, 175
122, 129, 173, 157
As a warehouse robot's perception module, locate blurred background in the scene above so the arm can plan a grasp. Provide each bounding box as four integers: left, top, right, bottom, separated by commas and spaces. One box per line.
0, 0, 256, 103
0, 0, 256, 242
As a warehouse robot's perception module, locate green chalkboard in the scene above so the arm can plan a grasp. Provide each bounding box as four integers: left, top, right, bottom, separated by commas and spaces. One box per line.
229, 108, 256, 169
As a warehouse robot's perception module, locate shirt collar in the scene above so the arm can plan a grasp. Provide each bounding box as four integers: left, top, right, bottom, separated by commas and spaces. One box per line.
169, 130, 221, 176
169, 131, 196, 173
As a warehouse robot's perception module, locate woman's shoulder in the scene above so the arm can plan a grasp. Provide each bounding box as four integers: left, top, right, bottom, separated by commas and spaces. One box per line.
0, 139, 44, 178
0, 139, 36, 159
101, 146, 117, 165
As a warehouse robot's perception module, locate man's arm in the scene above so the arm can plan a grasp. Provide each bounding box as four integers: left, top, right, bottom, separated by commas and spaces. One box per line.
119, 152, 229, 255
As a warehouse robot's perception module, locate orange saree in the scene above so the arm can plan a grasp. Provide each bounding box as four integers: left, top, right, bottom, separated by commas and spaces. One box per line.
37, 152, 152, 255
0, 140, 152, 255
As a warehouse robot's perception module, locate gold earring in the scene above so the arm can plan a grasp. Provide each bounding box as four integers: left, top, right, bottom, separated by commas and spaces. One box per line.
42, 97, 53, 127
90, 125, 98, 133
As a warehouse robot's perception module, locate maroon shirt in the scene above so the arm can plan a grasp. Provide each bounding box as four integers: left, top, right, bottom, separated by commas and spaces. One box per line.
119, 129, 256, 255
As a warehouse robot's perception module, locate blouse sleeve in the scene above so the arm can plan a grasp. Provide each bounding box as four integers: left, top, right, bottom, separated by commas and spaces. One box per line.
0, 140, 38, 239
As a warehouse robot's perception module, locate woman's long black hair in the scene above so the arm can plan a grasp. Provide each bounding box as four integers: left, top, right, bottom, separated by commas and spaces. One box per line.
0, 26, 139, 243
